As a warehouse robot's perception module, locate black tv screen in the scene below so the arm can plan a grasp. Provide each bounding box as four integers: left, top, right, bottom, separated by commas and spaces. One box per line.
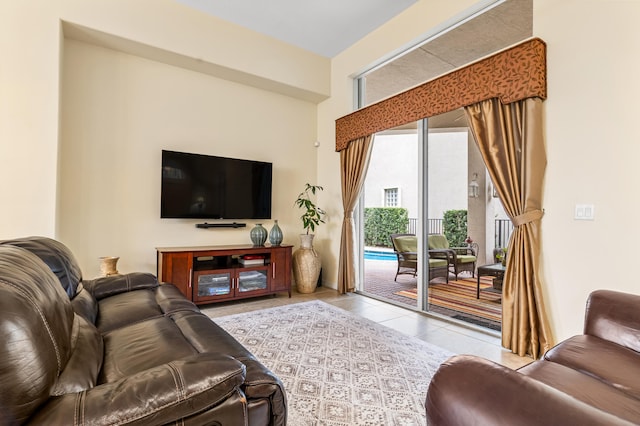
161, 150, 272, 219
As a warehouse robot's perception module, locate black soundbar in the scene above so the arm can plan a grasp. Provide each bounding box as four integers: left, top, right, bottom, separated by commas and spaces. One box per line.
196, 222, 247, 229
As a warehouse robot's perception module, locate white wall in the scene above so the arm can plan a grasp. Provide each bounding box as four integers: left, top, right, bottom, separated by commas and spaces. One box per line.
364, 130, 469, 221
428, 131, 468, 219
364, 133, 419, 217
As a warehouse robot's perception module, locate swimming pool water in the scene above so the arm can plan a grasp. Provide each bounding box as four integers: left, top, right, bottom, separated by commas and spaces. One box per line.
364, 249, 396, 261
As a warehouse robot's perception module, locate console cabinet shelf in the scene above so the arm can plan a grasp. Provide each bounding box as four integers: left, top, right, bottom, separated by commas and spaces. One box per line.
157, 244, 292, 305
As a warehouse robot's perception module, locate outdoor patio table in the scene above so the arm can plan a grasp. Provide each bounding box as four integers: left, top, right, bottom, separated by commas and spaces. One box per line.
476, 263, 505, 298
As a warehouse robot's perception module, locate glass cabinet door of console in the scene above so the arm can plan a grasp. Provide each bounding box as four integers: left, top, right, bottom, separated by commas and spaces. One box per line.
197, 272, 232, 297
238, 270, 268, 293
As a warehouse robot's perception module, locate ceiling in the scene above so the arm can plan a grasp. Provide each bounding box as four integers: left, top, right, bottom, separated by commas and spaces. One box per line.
173, 0, 532, 129
175, 0, 417, 58
366, 0, 532, 129
365, 0, 532, 104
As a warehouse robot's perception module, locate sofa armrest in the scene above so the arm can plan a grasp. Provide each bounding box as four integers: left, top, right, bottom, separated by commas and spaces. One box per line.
428, 249, 453, 262
398, 251, 417, 262
426, 355, 634, 426
584, 290, 640, 352
29, 353, 247, 425
84, 272, 159, 300
450, 244, 477, 256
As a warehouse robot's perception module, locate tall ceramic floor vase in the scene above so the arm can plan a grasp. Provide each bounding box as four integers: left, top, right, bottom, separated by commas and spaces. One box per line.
292, 234, 321, 294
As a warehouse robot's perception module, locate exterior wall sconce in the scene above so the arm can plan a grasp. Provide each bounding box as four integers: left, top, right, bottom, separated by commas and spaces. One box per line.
468, 173, 479, 198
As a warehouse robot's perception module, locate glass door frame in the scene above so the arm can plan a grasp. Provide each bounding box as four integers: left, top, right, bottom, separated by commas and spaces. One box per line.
417, 118, 429, 312
354, 117, 431, 313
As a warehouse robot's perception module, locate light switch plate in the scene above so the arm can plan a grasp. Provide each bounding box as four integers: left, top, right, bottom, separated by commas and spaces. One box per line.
575, 204, 595, 220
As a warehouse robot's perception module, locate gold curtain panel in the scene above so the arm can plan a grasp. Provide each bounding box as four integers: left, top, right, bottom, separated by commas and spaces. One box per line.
335, 38, 547, 151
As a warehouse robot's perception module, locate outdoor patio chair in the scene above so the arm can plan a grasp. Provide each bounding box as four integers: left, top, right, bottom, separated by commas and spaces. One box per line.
390, 234, 449, 283
428, 234, 477, 279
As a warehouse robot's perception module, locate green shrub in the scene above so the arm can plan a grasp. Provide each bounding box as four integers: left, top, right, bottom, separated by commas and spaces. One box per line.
364, 208, 409, 247
443, 210, 467, 247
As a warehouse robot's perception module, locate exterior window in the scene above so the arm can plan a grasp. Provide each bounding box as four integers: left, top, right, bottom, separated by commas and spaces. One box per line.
384, 188, 399, 207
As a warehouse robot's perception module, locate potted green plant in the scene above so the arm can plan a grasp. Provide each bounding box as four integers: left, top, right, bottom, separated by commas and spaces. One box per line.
294, 183, 326, 234
495, 247, 507, 266
292, 183, 325, 293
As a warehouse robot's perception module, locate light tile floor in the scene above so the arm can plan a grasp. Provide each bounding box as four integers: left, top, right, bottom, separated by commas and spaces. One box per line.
201, 286, 533, 370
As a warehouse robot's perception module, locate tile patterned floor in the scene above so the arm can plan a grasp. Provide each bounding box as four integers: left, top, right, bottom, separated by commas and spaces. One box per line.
201, 286, 533, 370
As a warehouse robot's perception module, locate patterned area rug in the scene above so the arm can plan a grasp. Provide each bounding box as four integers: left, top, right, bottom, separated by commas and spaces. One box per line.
395, 277, 502, 331
213, 301, 453, 425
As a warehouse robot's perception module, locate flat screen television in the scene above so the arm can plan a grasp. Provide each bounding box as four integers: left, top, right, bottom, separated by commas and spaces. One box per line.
161, 150, 272, 220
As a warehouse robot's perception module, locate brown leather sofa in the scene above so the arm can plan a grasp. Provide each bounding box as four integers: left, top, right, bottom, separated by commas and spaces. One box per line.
0, 237, 286, 425
426, 290, 640, 425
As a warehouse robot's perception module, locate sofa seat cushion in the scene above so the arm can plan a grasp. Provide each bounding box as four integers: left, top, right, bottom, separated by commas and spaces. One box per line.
519, 360, 640, 424
95, 284, 199, 333
97, 290, 164, 332
544, 335, 640, 400
100, 315, 198, 383
172, 311, 287, 404
455, 254, 476, 264
429, 258, 448, 268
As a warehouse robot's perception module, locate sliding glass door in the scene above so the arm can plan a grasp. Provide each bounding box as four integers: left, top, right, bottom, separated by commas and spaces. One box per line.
359, 125, 421, 309
355, 113, 505, 331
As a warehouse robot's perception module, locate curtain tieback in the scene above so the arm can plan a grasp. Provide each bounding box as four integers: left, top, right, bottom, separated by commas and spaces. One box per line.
512, 209, 544, 227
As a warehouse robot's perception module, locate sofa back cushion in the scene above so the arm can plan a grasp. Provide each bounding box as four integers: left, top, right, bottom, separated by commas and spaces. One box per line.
51, 314, 104, 395
394, 236, 417, 253
428, 234, 450, 250
71, 283, 99, 325
394, 236, 418, 261
0, 246, 75, 424
585, 290, 640, 353
0, 236, 83, 299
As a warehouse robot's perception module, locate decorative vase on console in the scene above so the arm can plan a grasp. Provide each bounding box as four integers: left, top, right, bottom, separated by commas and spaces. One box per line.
99, 256, 120, 277
269, 220, 283, 246
292, 184, 325, 294
250, 224, 268, 246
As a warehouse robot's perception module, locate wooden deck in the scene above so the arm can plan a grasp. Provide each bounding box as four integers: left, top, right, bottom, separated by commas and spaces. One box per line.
362, 258, 502, 331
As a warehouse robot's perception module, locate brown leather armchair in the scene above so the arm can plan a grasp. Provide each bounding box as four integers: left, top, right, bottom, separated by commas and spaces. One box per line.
0, 237, 286, 425
426, 290, 640, 425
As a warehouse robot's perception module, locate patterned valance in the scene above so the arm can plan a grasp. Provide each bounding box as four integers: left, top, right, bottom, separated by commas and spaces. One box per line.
335, 38, 546, 151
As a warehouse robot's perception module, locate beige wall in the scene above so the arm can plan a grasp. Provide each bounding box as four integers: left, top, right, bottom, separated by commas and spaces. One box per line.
60, 40, 318, 276
316, 0, 640, 342
4, 0, 640, 342
1, 0, 328, 275
534, 0, 640, 339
